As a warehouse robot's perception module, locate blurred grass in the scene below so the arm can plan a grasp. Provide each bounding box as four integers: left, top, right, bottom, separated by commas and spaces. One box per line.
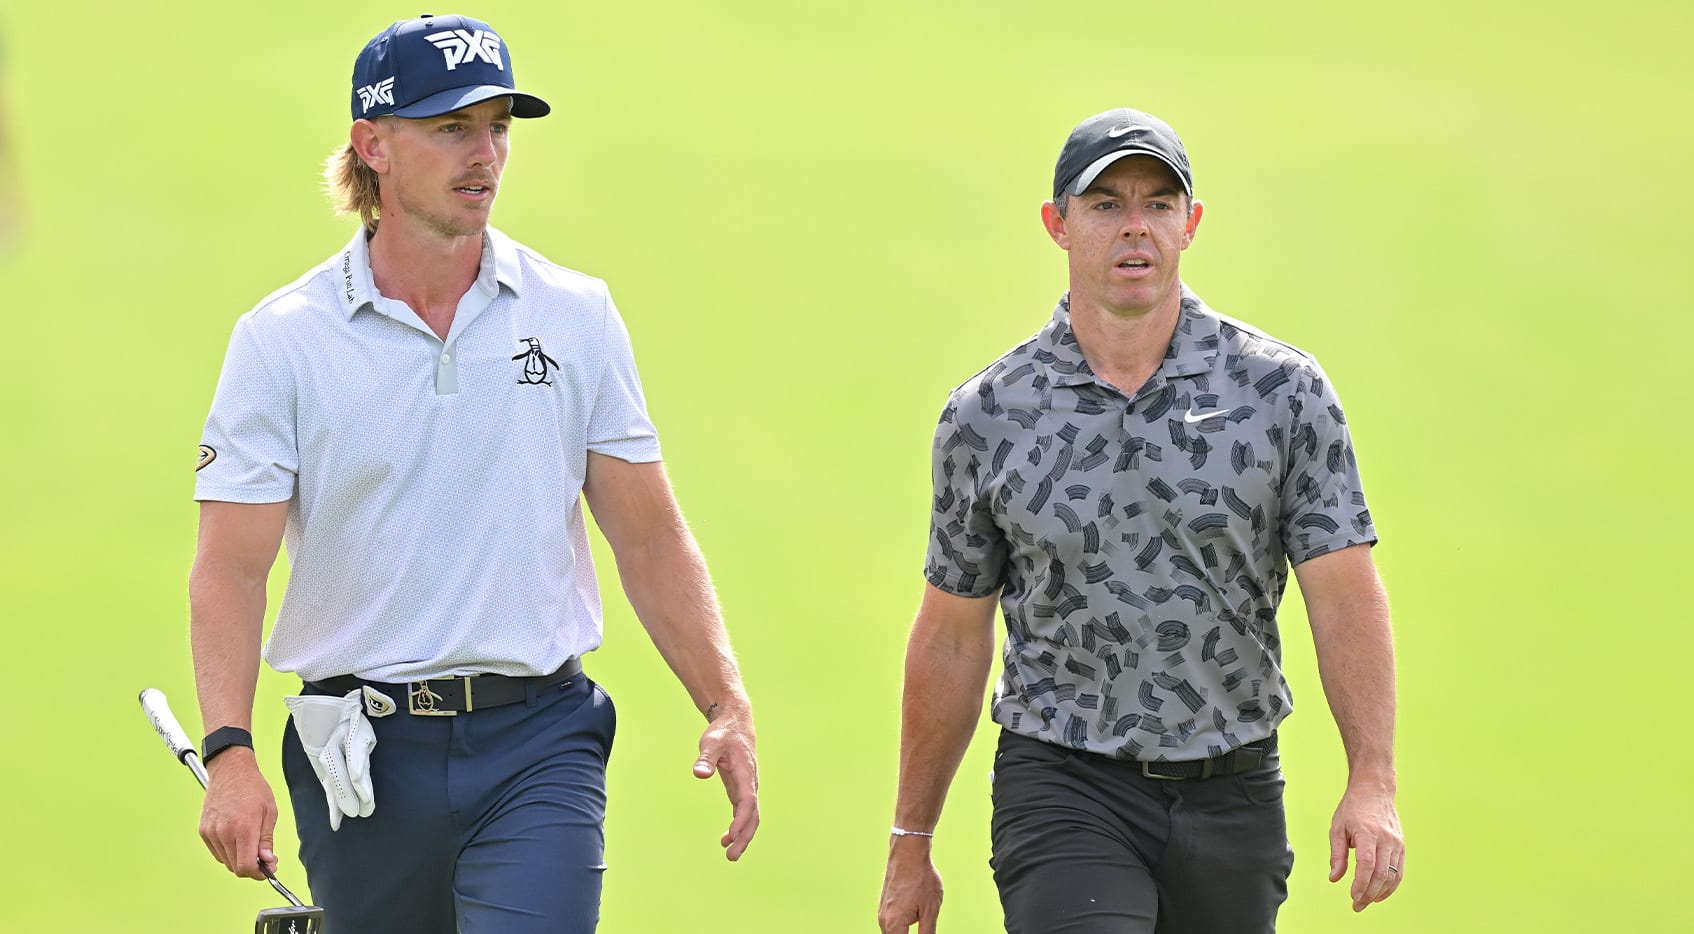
1, 0, 1689, 930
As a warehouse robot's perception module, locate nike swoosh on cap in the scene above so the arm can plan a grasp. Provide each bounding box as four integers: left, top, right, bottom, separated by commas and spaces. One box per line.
1107, 124, 1142, 138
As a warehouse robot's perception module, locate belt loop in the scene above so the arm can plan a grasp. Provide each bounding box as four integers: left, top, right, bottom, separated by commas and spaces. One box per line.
524, 676, 540, 709
1238, 746, 1264, 773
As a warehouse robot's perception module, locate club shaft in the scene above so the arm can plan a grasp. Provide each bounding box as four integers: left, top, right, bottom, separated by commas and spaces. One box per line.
140, 688, 311, 912
181, 750, 210, 790
266, 872, 307, 908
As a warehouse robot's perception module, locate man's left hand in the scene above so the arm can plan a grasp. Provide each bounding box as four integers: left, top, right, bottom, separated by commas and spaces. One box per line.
1329, 782, 1404, 911
693, 705, 760, 861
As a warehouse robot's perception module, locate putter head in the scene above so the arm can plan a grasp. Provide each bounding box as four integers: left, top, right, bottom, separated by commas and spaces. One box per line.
255, 905, 325, 934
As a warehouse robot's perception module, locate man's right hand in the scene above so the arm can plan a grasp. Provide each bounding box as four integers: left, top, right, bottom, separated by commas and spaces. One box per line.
878, 836, 944, 933
198, 748, 279, 880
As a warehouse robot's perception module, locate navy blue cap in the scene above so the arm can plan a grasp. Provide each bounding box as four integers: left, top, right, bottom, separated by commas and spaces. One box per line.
350, 14, 549, 120
1053, 108, 1192, 202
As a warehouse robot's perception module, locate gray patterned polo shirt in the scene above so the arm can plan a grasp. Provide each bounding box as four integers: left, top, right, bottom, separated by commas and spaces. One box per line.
925, 287, 1377, 761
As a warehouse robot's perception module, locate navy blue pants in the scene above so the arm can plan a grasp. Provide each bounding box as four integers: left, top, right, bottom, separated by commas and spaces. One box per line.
281, 672, 615, 934
990, 730, 1293, 934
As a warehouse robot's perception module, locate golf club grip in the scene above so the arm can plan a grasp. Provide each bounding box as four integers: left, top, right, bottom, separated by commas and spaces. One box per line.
138, 688, 198, 765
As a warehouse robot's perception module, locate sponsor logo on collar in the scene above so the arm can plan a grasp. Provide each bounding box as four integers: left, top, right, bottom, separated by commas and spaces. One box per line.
342, 250, 357, 305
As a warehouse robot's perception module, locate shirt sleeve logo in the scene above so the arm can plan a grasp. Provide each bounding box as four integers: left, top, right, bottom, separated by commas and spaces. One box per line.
196, 445, 217, 471
513, 338, 559, 386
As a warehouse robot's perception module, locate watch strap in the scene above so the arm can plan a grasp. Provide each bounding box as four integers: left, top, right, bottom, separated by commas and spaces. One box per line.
202, 726, 254, 763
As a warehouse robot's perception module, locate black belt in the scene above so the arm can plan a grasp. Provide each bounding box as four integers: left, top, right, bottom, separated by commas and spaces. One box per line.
307, 657, 582, 717
1137, 732, 1277, 780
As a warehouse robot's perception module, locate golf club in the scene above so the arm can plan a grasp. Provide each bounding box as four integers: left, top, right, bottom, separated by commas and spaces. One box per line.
139, 688, 327, 934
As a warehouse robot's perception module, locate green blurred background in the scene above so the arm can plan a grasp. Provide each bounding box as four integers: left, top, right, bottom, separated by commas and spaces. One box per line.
2, 0, 1689, 930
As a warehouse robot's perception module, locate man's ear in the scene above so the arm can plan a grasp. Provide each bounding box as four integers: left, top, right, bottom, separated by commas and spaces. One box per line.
1181, 199, 1204, 249
1041, 200, 1070, 250
350, 119, 389, 174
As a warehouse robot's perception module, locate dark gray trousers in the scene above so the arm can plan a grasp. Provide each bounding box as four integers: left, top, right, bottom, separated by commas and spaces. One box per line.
990, 730, 1293, 934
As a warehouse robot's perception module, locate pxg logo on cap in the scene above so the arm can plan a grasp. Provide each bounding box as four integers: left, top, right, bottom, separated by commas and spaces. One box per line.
350, 13, 550, 121
1053, 108, 1192, 202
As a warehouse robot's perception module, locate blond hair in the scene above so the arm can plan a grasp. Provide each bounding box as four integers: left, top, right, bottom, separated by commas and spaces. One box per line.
324, 142, 382, 232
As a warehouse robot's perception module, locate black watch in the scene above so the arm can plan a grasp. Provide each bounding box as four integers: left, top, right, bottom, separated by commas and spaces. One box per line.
202, 726, 254, 763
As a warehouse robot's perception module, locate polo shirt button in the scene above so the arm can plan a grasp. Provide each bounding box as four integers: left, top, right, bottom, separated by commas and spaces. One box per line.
441, 354, 452, 363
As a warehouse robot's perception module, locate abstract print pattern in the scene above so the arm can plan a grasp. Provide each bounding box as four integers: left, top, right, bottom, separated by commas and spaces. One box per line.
925, 289, 1376, 760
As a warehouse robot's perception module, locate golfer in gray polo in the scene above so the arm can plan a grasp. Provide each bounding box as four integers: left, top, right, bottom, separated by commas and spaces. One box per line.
878, 108, 1404, 933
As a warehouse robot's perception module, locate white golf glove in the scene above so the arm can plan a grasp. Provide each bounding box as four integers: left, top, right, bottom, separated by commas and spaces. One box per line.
284, 689, 387, 831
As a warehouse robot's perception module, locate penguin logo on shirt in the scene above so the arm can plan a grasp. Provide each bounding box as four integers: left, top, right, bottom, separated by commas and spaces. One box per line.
513, 337, 559, 386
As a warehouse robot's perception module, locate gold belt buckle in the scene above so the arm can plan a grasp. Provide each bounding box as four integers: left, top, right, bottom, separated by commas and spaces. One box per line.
407, 676, 473, 716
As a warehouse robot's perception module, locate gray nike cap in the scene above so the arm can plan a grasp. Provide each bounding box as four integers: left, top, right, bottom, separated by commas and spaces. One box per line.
1053, 107, 1193, 201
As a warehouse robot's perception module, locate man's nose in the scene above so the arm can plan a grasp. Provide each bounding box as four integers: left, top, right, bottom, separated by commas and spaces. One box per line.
469, 128, 498, 165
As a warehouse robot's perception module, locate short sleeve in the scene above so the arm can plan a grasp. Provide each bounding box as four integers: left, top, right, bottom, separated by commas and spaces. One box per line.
586, 291, 662, 463
1280, 362, 1377, 564
923, 395, 1008, 597
194, 316, 297, 503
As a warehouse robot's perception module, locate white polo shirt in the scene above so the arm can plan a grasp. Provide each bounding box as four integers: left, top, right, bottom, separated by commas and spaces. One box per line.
195, 226, 661, 682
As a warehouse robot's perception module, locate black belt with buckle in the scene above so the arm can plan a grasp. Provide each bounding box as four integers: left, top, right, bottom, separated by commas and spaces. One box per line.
1138, 732, 1278, 780
306, 657, 583, 717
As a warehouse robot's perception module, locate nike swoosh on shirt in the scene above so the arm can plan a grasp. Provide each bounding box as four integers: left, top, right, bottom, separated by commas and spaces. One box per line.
1183, 408, 1233, 424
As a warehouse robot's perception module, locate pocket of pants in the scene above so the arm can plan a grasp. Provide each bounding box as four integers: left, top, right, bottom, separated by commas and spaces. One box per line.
1235, 764, 1287, 807
994, 731, 1065, 769
277, 716, 320, 820
990, 732, 1067, 812
591, 680, 617, 758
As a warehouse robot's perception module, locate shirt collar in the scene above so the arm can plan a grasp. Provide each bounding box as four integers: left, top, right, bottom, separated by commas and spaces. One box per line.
483, 226, 525, 298
1165, 286, 1222, 377
336, 228, 378, 318
1037, 285, 1222, 388
1034, 294, 1097, 388
336, 225, 524, 320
